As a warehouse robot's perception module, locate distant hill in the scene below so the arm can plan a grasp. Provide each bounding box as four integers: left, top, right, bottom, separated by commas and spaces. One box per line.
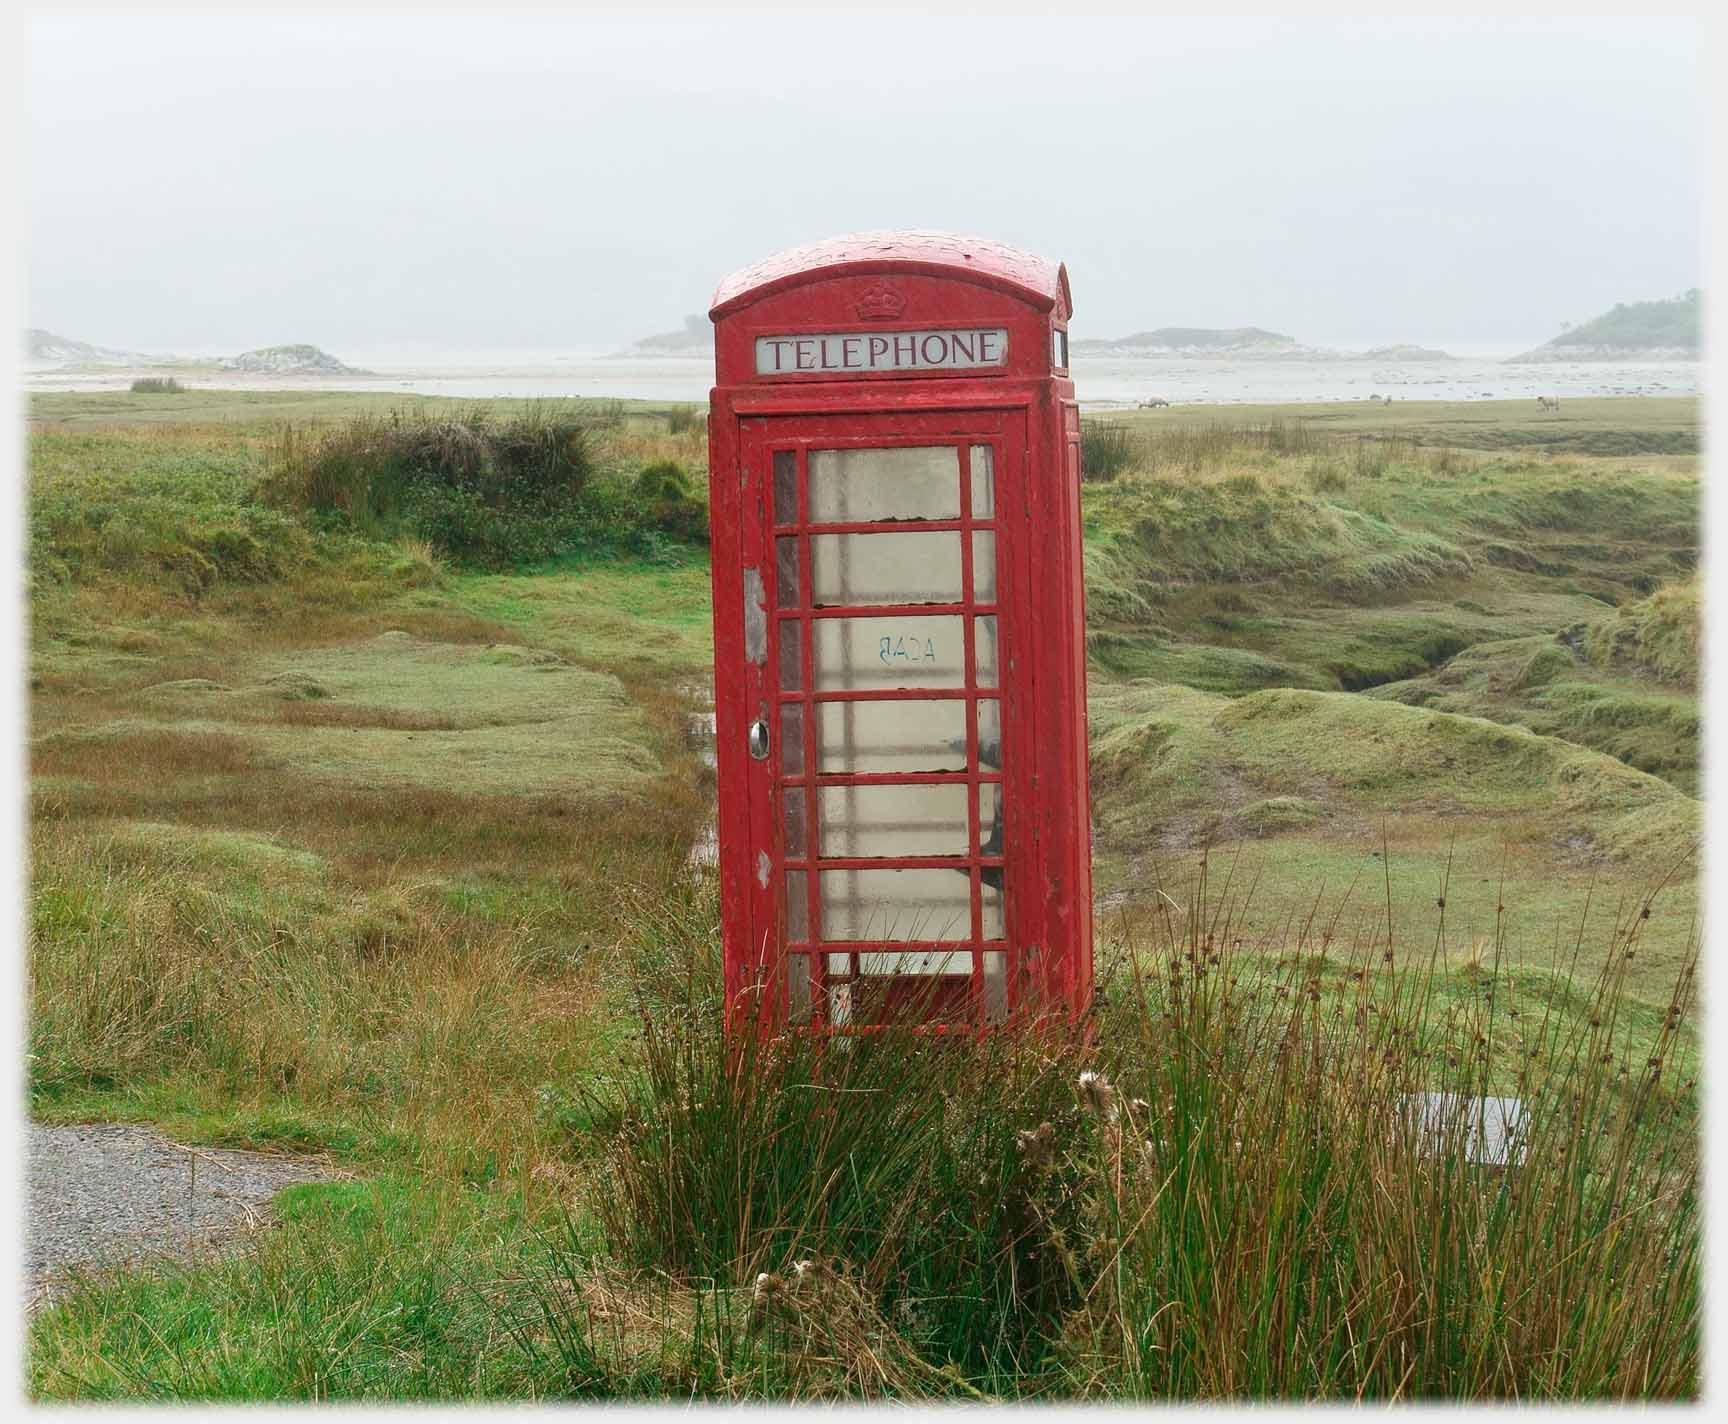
1072, 326, 1302, 357
1512, 291, 1700, 362
628, 315, 712, 354
27, 328, 155, 366
216, 344, 364, 375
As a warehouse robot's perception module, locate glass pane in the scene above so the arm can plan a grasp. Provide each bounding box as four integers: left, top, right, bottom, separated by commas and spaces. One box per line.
858, 950, 972, 976
779, 703, 805, 774
788, 953, 811, 1024
778, 620, 803, 690
976, 699, 1002, 770
974, 616, 1000, 688
785, 869, 808, 941
971, 531, 997, 604
817, 699, 968, 774
819, 783, 969, 859
968, 445, 995, 519
826, 951, 853, 977
813, 615, 966, 691
982, 876, 1004, 939
775, 537, 801, 608
983, 950, 1008, 1022
978, 782, 1002, 857
782, 786, 807, 856
809, 447, 960, 524
773, 449, 798, 525
810, 531, 962, 607
819, 867, 973, 942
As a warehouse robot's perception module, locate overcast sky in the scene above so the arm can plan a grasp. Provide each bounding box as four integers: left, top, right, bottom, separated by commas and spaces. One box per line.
26, 12, 1701, 357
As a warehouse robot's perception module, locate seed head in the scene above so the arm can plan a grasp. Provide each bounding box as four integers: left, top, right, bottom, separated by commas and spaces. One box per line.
1016, 1120, 1056, 1170
749, 1271, 784, 1329
1078, 1070, 1118, 1122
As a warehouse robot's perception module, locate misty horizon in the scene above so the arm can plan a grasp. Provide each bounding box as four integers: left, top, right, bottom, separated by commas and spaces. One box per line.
29, 15, 1700, 355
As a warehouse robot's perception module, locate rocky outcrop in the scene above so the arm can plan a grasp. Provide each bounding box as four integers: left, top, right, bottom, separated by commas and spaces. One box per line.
217, 344, 365, 375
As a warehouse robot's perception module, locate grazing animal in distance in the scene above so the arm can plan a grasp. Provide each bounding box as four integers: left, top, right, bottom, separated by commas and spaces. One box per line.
1137, 397, 1171, 409
1537, 395, 1561, 414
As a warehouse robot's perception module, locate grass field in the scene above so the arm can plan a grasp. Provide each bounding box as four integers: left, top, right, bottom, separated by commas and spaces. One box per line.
25, 391, 1700, 1400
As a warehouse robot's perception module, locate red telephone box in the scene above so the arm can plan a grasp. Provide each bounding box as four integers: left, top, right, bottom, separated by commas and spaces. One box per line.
706, 231, 1092, 1033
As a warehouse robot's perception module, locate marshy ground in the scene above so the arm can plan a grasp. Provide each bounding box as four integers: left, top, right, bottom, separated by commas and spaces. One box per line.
25, 391, 1700, 1399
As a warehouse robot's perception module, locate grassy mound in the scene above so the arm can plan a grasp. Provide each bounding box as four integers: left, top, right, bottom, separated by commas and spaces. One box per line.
1369, 630, 1700, 794
1581, 576, 1699, 685
1092, 685, 1695, 862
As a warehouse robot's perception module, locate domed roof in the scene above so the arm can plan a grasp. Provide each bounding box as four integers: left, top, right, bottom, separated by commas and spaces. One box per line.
710, 230, 1070, 318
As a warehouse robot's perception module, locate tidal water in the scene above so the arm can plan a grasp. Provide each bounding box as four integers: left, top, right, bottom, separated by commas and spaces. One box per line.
27, 352, 1698, 407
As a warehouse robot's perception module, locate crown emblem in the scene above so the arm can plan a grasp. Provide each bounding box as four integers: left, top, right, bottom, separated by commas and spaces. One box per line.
855, 283, 906, 321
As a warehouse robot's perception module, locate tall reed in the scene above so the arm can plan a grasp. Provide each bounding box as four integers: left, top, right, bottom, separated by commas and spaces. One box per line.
525, 866, 1698, 1400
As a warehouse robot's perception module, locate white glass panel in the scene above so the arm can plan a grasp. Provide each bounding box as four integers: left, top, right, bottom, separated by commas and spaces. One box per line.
819, 867, 973, 943
976, 699, 1002, 770
968, 445, 995, 519
981, 877, 1004, 939
858, 950, 973, 976
817, 699, 969, 774
813, 615, 965, 691
983, 951, 1008, 1022
819, 783, 969, 859
978, 781, 1002, 857
974, 616, 1000, 688
971, 531, 997, 603
810, 531, 963, 607
809, 447, 960, 524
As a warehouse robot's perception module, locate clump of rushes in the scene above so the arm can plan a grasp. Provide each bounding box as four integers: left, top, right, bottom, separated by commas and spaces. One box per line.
1080, 420, 1137, 482
129, 376, 186, 393
266, 404, 604, 566
527, 865, 1697, 1400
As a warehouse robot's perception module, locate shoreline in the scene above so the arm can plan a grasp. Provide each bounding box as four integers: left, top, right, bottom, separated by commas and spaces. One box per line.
22, 353, 1700, 408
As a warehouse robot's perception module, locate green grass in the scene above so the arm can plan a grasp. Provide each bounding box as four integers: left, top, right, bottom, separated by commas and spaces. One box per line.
29, 1178, 555, 1400
31, 882, 1699, 1400
25, 391, 1700, 1400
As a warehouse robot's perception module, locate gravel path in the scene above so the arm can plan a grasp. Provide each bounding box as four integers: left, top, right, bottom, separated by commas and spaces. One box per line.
27, 1123, 345, 1307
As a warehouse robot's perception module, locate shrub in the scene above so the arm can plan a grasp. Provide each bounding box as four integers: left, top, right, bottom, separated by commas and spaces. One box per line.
665, 406, 702, 436
267, 405, 600, 566
129, 377, 186, 394
632, 461, 709, 543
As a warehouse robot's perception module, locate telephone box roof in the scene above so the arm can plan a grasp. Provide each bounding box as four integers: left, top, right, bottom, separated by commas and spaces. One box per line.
709, 230, 1070, 319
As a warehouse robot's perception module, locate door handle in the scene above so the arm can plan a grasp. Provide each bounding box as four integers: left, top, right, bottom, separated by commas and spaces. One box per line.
748, 718, 771, 760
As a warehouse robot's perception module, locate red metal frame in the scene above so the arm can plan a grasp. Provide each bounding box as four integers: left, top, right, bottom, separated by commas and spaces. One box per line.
708, 232, 1091, 1035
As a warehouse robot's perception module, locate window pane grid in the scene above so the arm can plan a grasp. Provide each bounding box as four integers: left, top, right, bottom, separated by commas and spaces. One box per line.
767, 440, 1007, 1017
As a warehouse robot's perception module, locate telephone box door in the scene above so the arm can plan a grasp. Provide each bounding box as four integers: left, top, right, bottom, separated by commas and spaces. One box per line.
734, 409, 1029, 1030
